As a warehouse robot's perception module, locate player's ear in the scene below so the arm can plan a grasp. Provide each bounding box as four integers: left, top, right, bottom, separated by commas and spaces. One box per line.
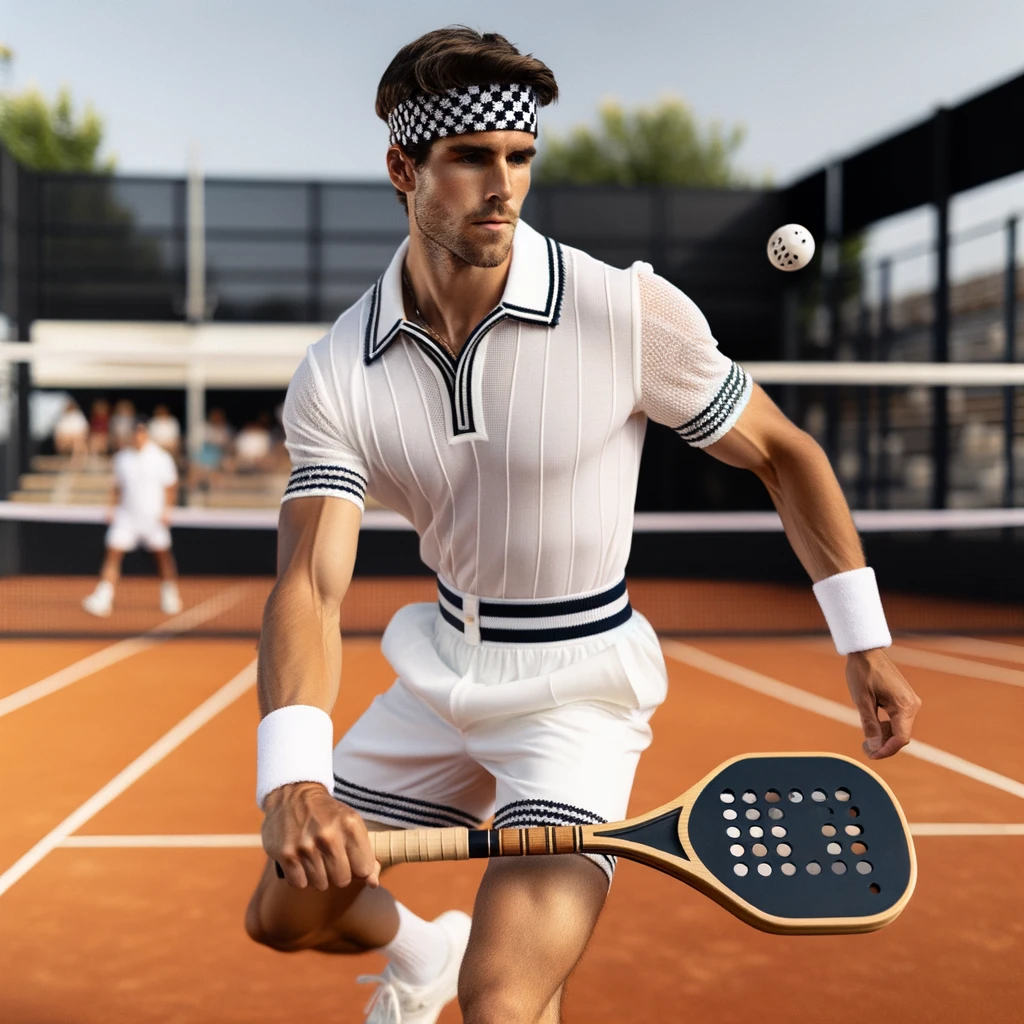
386, 145, 416, 204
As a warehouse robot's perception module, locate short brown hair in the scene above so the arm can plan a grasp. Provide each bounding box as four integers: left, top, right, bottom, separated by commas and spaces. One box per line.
376, 27, 558, 209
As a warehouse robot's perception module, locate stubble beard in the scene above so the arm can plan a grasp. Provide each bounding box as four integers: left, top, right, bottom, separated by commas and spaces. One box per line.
412, 189, 517, 270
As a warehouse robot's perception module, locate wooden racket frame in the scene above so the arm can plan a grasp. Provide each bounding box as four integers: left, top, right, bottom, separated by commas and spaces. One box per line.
364, 751, 917, 936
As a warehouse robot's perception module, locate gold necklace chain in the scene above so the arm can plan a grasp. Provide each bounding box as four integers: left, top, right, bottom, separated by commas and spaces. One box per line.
402, 270, 458, 359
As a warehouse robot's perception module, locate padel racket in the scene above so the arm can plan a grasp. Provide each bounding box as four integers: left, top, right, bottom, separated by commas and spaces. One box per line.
280, 752, 917, 935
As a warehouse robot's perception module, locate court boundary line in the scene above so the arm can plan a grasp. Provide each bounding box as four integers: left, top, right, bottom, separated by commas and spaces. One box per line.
54, 823, 1024, 849
0, 660, 257, 898
0, 584, 252, 719
906, 635, 1024, 668
801, 637, 1024, 691
661, 640, 1024, 801
888, 645, 1024, 689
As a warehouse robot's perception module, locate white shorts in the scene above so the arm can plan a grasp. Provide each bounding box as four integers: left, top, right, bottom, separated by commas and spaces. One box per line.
106, 513, 171, 552
333, 582, 669, 882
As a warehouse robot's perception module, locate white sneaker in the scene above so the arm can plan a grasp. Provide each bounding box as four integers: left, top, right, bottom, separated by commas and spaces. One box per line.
358, 910, 471, 1024
82, 589, 113, 618
160, 582, 183, 616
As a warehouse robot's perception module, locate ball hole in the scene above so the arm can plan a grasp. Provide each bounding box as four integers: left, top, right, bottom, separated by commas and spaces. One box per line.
765, 789, 781, 803
848, 806, 860, 818
856, 860, 873, 875
771, 826, 787, 838
730, 844, 745, 857
869, 882, 881, 893
811, 789, 827, 802
831, 860, 848, 875
726, 826, 741, 839
745, 808, 761, 820
826, 842, 842, 855
734, 863, 749, 877
777, 843, 792, 857
749, 826, 764, 838
719, 790, 735, 804
788, 789, 803, 803
768, 808, 784, 820
851, 841, 868, 855
723, 809, 737, 820
781, 862, 797, 876
742, 790, 757, 804
821, 824, 837, 837
757, 863, 772, 877
752, 843, 768, 857
835, 788, 851, 802
844, 824, 863, 836
806, 861, 822, 875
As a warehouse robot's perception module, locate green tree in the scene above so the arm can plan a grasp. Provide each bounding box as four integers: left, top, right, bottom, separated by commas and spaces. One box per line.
536, 97, 756, 187
0, 83, 113, 172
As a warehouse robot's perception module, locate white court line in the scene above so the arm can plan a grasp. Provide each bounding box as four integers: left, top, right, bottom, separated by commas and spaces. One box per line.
660, 640, 1024, 801
910, 823, 1024, 836
61, 833, 263, 848
54, 824, 1024, 849
0, 660, 256, 898
887, 645, 1024, 690
0, 584, 250, 719
907, 635, 1024, 667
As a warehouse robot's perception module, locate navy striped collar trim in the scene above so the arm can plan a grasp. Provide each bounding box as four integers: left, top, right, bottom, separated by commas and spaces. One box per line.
363, 220, 565, 367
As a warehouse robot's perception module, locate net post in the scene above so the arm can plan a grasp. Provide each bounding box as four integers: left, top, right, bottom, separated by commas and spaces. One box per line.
930, 107, 951, 511
1004, 215, 1018, 514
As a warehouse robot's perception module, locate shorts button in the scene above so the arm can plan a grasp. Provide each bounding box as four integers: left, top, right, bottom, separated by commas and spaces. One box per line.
465, 614, 475, 623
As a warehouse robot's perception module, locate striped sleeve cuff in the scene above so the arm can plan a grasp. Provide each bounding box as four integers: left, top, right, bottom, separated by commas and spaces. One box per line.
281, 464, 367, 510
674, 362, 753, 448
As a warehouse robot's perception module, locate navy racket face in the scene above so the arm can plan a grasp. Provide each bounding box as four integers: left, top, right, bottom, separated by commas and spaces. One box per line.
685, 754, 914, 926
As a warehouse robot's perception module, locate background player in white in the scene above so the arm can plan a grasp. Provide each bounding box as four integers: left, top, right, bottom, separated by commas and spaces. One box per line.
82, 417, 182, 617
245, 28, 921, 1024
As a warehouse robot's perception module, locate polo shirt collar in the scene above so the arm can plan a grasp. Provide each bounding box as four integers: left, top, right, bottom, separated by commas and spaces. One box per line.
364, 219, 564, 364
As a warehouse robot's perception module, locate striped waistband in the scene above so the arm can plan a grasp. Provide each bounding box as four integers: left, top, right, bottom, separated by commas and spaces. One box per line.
436, 577, 632, 645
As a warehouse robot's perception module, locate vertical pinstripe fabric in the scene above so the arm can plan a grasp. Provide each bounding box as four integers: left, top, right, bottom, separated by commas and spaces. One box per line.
283, 231, 746, 600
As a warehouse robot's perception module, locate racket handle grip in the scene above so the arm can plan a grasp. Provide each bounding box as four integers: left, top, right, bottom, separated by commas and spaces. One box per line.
370, 827, 471, 867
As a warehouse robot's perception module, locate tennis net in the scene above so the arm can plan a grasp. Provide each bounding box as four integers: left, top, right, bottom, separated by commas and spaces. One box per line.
1, 504, 1021, 638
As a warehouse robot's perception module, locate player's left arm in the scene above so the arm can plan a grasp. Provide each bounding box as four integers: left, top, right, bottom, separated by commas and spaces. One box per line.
704, 385, 922, 759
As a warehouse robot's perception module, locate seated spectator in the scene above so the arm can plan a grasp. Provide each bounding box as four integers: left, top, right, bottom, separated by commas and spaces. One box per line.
110, 399, 137, 451
233, 414, 272, 472
54, 400, 89, 461
188, 408, 234, 493
148, 404, 181, 456
88, 398, 111, 456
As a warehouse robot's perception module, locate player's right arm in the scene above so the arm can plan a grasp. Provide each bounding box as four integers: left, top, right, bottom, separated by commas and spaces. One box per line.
257, 341, 377, 892
258, 495, 380, 891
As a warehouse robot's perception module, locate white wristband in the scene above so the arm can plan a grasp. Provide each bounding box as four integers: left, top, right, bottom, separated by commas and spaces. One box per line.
812, 567, 892, 655
256, 705, 335, 810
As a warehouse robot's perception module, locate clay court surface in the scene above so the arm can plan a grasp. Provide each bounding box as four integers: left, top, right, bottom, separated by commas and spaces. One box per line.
2, 579, 1023, 1023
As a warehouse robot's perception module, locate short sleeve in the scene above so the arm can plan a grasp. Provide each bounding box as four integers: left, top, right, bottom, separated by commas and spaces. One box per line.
281, 348, 369, 511
636, 270, 752, 448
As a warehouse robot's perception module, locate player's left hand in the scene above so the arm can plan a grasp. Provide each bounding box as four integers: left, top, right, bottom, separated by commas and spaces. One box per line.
161, 511, 172, 527
845, 648, 922, 760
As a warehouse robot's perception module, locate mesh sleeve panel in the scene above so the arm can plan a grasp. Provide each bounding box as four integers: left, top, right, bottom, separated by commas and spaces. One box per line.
637, 270, 752, 448
281, 350, 368, 510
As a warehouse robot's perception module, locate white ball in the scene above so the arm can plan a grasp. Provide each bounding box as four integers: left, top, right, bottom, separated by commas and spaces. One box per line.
767, 224, 815, 272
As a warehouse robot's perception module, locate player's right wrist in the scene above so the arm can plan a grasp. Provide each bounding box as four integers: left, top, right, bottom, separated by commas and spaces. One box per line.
256, 704, 335, 810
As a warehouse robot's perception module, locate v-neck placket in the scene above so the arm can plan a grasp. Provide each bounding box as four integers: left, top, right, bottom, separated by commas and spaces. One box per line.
364, 222, 566, 442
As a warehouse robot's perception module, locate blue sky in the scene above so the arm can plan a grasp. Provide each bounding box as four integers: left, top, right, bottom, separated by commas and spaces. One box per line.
2, 0, 1023, 281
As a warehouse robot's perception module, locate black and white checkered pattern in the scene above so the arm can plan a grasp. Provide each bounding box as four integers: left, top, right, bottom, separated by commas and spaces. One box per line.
387, 83, 538, 147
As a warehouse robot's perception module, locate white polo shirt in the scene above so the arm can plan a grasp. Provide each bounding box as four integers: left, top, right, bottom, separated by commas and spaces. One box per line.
114, 441, 178, 521
282, 220, 751, 601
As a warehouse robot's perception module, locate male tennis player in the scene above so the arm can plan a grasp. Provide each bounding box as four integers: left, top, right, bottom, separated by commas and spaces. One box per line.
82, 418, 182, 618
245, 27, 922, 1024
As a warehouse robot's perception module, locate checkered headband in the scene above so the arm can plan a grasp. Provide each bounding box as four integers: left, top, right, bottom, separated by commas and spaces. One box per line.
387, 83, 538, 147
